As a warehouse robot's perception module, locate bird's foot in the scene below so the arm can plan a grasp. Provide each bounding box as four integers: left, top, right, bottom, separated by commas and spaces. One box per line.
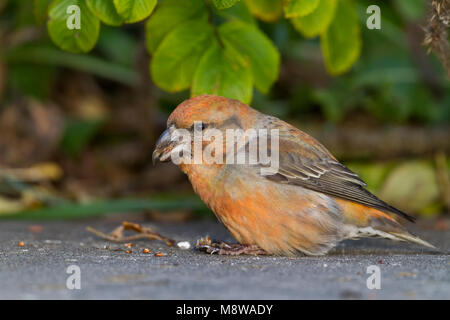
195, 236, 268, 256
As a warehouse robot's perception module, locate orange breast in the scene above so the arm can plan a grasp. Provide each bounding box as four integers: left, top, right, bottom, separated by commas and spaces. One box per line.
184, 164, 344, 255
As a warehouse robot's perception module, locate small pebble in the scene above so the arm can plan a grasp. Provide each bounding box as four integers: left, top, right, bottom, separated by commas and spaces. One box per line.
177, 241, 191, 250
28, 225, 43, 233
44, 240, 61, 244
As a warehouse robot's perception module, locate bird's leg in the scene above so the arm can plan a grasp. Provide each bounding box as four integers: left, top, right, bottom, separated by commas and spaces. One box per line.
195, 236, 268, 256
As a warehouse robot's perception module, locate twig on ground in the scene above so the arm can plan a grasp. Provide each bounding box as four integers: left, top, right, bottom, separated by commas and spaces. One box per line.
86, 221, 175, 247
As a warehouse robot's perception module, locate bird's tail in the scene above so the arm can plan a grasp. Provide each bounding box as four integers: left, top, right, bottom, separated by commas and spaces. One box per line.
349, 226, 436, 250
339, 200, 436, 250
387, 231, 436, 249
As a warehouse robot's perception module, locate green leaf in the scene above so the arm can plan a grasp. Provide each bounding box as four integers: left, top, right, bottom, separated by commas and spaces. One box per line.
219, 21, 280, 93
33, 0, 52, 25
213, 0, 241, 10
150, 20, 214, 92
47, 0, 100, 53
113, 0, 156, 23
291, 0, 336, 38
192, 41, 253, 103
86, 0, 123, 26
213, 1, 255, 24
244, 0, 283, 22
284, 0, 320, 18
321, 0, 360, 75
145, 0, 207, 54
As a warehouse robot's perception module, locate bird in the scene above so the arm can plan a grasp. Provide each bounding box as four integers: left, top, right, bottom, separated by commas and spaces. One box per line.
152, 95, 435, 256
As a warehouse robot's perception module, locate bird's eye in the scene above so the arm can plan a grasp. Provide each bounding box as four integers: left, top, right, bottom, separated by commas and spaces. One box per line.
191, 122, 206, 131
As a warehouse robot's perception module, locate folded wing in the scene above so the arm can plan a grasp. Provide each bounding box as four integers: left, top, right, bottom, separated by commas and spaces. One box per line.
261, 122, 415, 222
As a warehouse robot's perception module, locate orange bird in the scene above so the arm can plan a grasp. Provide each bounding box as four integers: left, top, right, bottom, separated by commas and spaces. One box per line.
153, 95, 435, 256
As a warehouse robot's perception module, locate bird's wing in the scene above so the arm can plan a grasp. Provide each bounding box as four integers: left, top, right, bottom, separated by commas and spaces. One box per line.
259, 121, 415, 222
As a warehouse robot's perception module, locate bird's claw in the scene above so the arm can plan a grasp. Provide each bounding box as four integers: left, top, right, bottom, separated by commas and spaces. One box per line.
195, 235, 223, 254
195, 236, 268, 256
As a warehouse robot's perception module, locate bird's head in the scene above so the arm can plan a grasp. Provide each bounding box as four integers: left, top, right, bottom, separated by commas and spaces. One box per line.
152, 95, 259, 165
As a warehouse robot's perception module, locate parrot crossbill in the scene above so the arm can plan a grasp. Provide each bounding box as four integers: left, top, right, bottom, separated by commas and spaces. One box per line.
153, 95, 435, 256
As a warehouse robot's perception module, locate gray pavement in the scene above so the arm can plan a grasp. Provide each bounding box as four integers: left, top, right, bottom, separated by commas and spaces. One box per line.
0, 218, 448, 299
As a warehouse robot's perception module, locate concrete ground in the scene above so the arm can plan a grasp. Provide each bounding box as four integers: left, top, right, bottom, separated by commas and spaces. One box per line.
0, 218, 448, 299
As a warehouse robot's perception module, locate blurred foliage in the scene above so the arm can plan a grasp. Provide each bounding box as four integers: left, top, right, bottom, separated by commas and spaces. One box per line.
379, 161, 441, 215
347, 159, 447, 217
0, 195, 206, 220
60, 118, 104, 157
1, 0, 448, 123
35, 0, 365, 103
0, 0, 448, 220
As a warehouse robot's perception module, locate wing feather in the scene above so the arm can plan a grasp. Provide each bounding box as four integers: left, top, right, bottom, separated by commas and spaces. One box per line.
260, 122, 415, 222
